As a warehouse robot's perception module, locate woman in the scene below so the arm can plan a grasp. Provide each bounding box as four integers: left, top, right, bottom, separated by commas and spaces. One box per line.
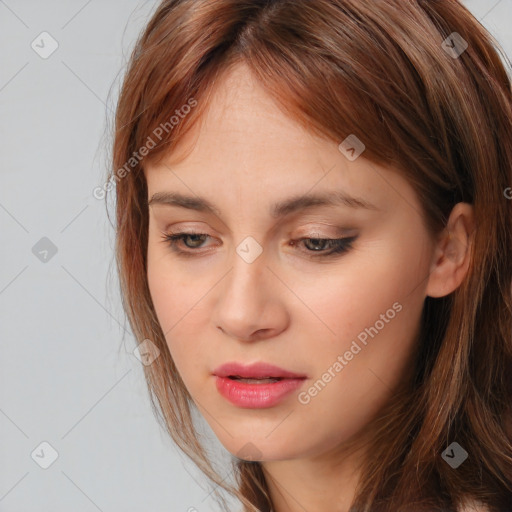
106, 1, 512, 510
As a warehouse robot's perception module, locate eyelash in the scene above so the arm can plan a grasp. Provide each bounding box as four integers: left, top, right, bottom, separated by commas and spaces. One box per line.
159, 231, 357, 259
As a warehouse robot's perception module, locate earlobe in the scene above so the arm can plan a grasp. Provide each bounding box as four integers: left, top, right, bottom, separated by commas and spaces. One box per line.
426, 203, 475, 298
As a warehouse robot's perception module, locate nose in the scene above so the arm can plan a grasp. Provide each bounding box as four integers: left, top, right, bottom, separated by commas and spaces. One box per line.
212, 246, 289, 342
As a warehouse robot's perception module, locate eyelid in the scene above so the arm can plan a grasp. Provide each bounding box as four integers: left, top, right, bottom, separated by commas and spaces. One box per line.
162, 219, 355, 235
295, 226, 356, 238
165, 227, 354, 240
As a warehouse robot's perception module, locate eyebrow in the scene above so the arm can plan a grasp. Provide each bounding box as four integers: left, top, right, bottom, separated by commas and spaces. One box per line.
148, 190, 380, 218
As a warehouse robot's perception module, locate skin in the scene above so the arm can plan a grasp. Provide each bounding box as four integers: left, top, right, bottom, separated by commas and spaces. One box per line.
145, 62, 475, 512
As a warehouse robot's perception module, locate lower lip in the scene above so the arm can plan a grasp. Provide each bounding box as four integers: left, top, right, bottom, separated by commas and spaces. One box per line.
214, 376, 305, 408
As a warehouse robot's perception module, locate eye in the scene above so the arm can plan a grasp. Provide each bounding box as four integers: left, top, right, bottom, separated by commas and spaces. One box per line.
293, 236, 356, 257
164, 232, 209, 248
159, 231, 213, 256
159, 231, 357, 259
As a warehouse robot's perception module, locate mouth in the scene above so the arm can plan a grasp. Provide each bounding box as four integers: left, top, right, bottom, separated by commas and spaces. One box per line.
212, 361, 307, 408
213, 361, 307, 381
213, 365, 307, 408
226, 376, 284, 384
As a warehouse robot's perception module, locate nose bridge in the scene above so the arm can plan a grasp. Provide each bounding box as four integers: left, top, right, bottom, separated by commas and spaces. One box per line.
213, 236, 281, 339
226, 237, 268, 301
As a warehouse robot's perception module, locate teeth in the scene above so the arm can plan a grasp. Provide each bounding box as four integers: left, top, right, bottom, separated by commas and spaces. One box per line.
230, 376, 281, 383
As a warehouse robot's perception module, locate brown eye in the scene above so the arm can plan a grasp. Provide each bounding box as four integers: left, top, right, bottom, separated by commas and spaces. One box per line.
303, 238, 331, 251
160, 231, 357, 259
293, 236, 357, 257
160, 231, 212, 253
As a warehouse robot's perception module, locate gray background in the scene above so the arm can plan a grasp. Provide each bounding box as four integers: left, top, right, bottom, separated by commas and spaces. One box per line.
1, 1, 510, 511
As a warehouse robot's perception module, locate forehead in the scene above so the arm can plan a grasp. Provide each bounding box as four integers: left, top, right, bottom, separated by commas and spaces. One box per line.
159, 62, 332, 168
143, 63, 417, 222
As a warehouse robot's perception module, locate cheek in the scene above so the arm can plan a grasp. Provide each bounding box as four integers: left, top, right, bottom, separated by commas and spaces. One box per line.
147, 234, 206, 323
289, 238, 428, 411
146, 248, 203, 368
291, 236, 429, 345
147, 243, 229, 396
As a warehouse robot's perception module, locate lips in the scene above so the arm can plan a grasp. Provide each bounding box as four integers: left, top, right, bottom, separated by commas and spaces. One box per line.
213, 362, 307, 408
213, 361, 307, 380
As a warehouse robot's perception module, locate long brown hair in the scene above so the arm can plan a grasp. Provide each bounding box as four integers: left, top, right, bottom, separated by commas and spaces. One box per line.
106, 1, 512, 510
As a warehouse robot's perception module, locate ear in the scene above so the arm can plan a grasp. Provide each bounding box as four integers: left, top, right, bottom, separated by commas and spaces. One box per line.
426, 202, 475, 298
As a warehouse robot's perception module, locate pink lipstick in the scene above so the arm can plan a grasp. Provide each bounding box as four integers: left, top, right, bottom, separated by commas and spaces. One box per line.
213, 362, 307, 408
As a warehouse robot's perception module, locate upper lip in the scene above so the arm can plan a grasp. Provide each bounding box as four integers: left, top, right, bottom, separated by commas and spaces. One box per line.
213, 362, 307, 379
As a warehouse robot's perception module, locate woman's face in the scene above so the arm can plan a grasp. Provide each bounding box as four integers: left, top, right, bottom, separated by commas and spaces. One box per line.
145, 63, 437, 462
